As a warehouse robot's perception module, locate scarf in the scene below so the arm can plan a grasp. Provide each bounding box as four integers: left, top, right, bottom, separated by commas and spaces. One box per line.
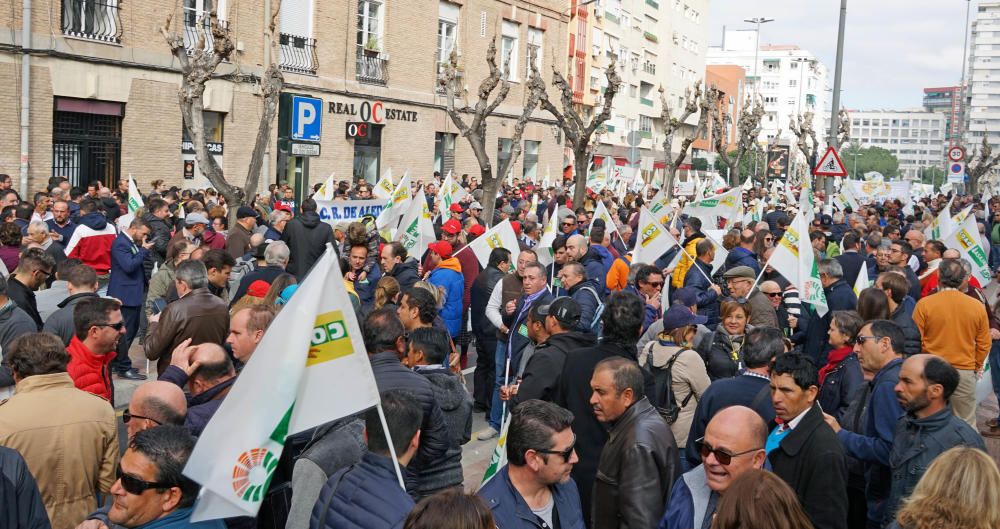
818, 345, 853, 385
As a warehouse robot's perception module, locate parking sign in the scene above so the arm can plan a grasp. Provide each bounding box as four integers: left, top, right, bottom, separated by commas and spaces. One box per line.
291, 96, 323, 142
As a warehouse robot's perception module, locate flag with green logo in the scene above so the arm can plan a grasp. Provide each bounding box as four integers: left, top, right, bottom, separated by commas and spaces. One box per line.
376, 173, 412, 232
186, 246, 381, 520
441, 171, 468, 212
769, 213, 828, 317
127, 175, 143, 214
373, 168, 395, 200
396, 189, 436, 259
943, 213, 992, 287
924, 195, 955, 241
480, 414, 512, 487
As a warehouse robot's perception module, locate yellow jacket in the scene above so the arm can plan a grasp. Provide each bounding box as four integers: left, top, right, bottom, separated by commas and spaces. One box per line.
671, 234, 703, 289
0, 373, 118, 529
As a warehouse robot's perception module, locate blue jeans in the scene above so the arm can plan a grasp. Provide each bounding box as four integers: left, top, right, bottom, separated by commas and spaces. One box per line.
489, 341, 509, 431
991, 244, 1000, 271
989, 340, 1000, 418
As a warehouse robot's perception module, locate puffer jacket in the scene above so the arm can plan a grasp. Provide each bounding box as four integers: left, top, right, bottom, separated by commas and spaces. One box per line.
580, 245, 610, 290
723, 246, 761, 275
697, 325, 753, 380
592, 397, 680, 529
412, 365, 472, 497
428, 257, 465, 337
66, 336, 115, 402
0, 446, 49, 529
309, 452, 414, 529
884, 407, 986, 525
368, 352, 450, 495
386, 258, 420, 295
282, 211, 336, 279
568, 279, 603, 333
64, 212, 117, 275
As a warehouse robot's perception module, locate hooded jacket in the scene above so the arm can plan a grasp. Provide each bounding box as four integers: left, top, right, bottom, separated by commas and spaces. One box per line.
579, 245, 610, 290
386, 257, 420, 294
65, 213, 117, 275
281, 211, 336, 279
672, 231, 705, 289
412, 365, 472, 497
428, 257, 464, 337
724, 246, 761, 275
66, 336, 115, 402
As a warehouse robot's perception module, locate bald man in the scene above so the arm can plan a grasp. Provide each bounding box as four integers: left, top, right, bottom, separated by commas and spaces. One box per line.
659, 406, 767, 529
124, 381, 187, 440
159, 338, 238, 436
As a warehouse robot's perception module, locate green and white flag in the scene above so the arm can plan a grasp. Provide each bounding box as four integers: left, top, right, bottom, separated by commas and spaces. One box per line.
376, 173, 413, 232
373, 168, 395, 200
479, 414, 512, 487
441, 171, 468, 212
770, 213, 828, 317
943, 213, 992, 287
683, 188, 741, 230
646, 188, 673, 227
590, 200, 619, 239
924, 195, 956, 241
315, 173, 336, 201
535, 206, 560, 268
396, 189, 436, 259
186, 247, 381, 520
127, 174, 143, 214
633, 207, 679, 266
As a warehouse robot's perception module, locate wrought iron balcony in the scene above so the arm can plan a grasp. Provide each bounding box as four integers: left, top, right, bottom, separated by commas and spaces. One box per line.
357, 46, 388, 86
62, 0, 122, 44
279, 33, 319, 75
183, 16, 228, 55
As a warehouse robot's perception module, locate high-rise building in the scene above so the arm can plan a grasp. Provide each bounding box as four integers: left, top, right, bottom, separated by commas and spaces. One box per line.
967, 2, 1000, 148
847, 110, 945, 181
923, 86, 963, 145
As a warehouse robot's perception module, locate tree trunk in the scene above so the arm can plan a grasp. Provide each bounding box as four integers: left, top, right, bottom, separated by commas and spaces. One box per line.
573, 149, 589, 208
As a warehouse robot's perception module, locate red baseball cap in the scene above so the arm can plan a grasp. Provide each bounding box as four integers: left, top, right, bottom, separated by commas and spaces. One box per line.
449, 203, 464, 213
511, 221, 522, 236
468, 224, 486, 236
442, 219, 462, 235
274, 204, 293, 213
428, 240, 453, 258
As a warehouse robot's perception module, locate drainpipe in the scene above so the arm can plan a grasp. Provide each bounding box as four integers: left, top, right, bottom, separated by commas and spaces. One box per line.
261, 0, 271, 196
19, 0, 31, 197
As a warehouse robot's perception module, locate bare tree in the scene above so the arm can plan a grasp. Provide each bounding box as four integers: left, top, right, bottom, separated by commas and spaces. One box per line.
660, 81, 715, 201
439, 41, 543, 226
162, 6, 283, 223
788, 111, 820, 170
714, 96, 764, 187
966, 135, 1000, 192
532, 59, 621, 208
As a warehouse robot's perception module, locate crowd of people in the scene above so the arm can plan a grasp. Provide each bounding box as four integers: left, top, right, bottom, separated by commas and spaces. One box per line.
0, 170, 999, 529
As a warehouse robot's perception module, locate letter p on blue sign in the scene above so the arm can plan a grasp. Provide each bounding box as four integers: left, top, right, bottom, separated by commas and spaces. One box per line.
291, 96, 323, 141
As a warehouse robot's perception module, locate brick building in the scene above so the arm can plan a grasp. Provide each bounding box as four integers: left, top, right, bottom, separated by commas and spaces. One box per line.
0, 0, 567, 197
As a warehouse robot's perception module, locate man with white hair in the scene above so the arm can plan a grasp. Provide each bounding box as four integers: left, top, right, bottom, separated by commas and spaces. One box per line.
264, 208, 291, 242
26, 220, 66, 270
230, 241, 290, 304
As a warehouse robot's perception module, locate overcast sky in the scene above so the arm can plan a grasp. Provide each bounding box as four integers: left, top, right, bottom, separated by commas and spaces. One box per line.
708, 0, 972, 111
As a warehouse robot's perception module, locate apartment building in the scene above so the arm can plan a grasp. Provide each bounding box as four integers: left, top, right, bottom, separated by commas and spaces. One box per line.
967, 2, 1000, 149
848, 110, 946, 180
0, 0, 567, 195
923, 86, 963, 145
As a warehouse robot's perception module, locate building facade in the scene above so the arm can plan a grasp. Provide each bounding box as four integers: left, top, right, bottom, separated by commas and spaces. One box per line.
692, 64, 745, 153
0, 0, 567, 196
923, 86, 963, 145
848, 110, 946, 181
968, 2, 1000, 149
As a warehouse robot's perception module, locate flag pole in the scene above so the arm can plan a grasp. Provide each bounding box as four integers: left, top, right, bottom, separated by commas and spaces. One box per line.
499, 354, 512, 429
375, 401, 407, 490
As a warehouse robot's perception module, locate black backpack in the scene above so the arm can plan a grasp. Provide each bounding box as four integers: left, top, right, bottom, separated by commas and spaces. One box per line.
640, 342, 695, 425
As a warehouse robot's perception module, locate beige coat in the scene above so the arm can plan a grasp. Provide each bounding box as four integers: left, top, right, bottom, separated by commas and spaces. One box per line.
0, 373, 119, 529
639, 342, 711, 447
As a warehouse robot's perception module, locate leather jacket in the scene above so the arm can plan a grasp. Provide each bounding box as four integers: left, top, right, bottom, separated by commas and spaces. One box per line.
143, 287, 229, 375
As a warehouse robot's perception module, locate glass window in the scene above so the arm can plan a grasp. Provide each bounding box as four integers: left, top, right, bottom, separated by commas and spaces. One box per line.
357, 0, 383, 51
527, 28, 543, 77
501, 21, 520, 80
522, 140, 539, 181
437, 2, 459, 75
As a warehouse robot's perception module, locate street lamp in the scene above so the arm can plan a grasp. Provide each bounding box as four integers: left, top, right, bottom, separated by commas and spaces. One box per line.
744, 17, 774, 98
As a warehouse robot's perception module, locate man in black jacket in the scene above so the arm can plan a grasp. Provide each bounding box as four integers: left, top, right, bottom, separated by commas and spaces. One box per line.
558, 262, 603, 332
380, 241, 420, 294
362, 308, 451, 497
0, 446, 48, 529
835, 232, 866, 287
470, 248, 511, 414
801, 259, 857, 366
281, 198, 336, 279
767, 353, 848, 529
141, 198, 173, 280
591, 357, 679, 529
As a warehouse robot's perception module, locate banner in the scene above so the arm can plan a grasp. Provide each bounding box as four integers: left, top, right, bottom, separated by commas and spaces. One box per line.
943, 214, 992, 287
672, 181, 695, 197
395, 189, 437, 259
315, 199, 388, 225
633, 207, 679, 266
845, 180, 912, 204
466, 220, 521, 268
769, 213, 828, 317
187, 247, 381, 520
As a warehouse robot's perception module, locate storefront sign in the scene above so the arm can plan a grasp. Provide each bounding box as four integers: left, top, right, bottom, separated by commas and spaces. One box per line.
346, 122, 372, 138
315, 199, 388, 224
328, 100, 418, 123
291, 142, 321, 156
183, 160, 195, 180
182, 140, 224, 155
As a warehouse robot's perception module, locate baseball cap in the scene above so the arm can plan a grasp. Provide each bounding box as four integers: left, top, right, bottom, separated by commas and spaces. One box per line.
274, 204, 293, 213
247, 280, 271, 298
449, 203, 464, 213
185, 212, 210, 226
661, 305, 708, 332
442, 219, 462, 235
428, 240, 453, 258
722, 266, 756, 280
468, 224, 486, 236
538, 297, 581, 328
470, 201, 483, 210
236, 206, 257, 219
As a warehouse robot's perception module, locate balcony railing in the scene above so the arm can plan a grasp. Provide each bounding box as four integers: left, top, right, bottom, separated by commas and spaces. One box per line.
640, 97, 654, 107
279, 33, 319, 75
605, 12, 620, 25
357, 46, 389, 85
183, 16, 228, 55
62, 0, 122, 43
642, 62, 656, 75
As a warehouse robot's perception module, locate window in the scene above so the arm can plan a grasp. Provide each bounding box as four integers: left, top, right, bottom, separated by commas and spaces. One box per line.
434, 132, 456, 175
527, 28, 543, 77
63, 0, 123, 43
630, 84, 638, 98
438, 2, 459, 75
639, 115, 653, 133
788, 79, 797, 87
280, 0, 317, 73
357, 0, 383, 52
53, 97, 123, 188
790, 61, 798, 69
181, 0, 227, 53
501, 21, 520, 80
497, 138, 513, 168
522, 141, 539, 181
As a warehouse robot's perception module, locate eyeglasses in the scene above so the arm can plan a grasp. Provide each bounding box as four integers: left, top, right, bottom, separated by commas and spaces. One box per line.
533, 435, 577, 462
644, 281, 664, 288
696, 438, 762, 466
95, 321, 126, 331
34, 268, 52, 278
723, 297, 749, 304
122, 409, 161, 425
764, 292, 783, 298
116, 465, 176, 495
764, 237, 774, 242
855, 335, 880, 344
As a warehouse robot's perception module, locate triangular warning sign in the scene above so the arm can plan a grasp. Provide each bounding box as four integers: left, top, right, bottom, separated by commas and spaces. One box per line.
813, 146, 848, 177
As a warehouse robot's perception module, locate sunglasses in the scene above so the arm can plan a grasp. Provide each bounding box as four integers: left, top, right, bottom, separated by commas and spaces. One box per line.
95, 321, 126, 331
696, 438, 762, 466
116, 465, 176, 495
855, 335, 880, 344
533, 435, 577, 462
764, 292, 783, 298
764, 237, 774, 242
562, 222, 576, 227
122, 409, 161, 425
723, 296, 749, 304
644, 281, 664, 288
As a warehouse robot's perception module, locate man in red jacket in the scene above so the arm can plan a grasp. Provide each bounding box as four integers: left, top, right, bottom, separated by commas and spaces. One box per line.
66, 297, 125, 402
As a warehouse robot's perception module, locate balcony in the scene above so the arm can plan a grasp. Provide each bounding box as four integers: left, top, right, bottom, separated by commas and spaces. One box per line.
640, 130, 652, 139
605, 12, 620, 25
642, 61, 656, 75
279, 33, 319, 75
640, 97, 654, 107
62, 0, 122, 43
644, 31, 659, 43
357, 46, 389, 85
183, 17, 228, 55
646, 0, 660, 8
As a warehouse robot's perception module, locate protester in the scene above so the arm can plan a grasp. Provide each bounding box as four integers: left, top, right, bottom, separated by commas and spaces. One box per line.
471, 247, 511, 416
425, 240, 463, 338
710, 469, 817, 529
721, 265, 778, 328
698, 299, 753, 380
801, 259, 858, 366
282, 198, 336, 279
0, 274, 40, 355
159, 340, 238, 436
558, 261, 603, 332
817, 310, 864, 421
683, 239, 722, 326
7, 247, 56, 330
144, 239, 194, 318
381, 241, 420, 294
889, 447, 1000, 529
108, 216, 153, 380
0, 445, 49, 529
67, 297, 126, 401
226, 305, 277, 366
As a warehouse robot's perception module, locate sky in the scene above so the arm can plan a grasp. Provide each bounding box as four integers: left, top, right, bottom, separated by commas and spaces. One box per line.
708, 0, 972, 111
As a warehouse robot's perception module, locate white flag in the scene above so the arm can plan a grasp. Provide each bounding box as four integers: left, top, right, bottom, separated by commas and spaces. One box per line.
633, 207, 679, 266
440, 171, 468, 212
376, 173, 413, 232
683, 188, 741, 230
591, 200, 619, 239
647, 189, 674, 227
396, 189, 437, 260
315, 173, 336, 201
466, 220, 521, 268
702, 230, 730, 275
535, 206, 560, 267
127, 175, 143, 214
853, 263, 870, 297
925, 195, 956, 241
187, 247, 380, 520
373, 168, 395, 200
769, 214, 828, 317
943, 213, 992, 287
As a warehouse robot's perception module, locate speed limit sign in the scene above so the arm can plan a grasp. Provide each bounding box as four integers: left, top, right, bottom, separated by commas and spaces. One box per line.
948, 146, 966, 162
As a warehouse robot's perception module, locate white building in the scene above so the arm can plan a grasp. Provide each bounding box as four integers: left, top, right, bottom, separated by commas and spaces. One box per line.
848, 110, 946, 180
706, 29, 830, 153
967, 2, 1000, 148
588, 0, 709, 170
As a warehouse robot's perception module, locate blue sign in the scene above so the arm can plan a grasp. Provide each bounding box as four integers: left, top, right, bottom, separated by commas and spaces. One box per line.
291, 96, 323, 142
314, 199, 387, 224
